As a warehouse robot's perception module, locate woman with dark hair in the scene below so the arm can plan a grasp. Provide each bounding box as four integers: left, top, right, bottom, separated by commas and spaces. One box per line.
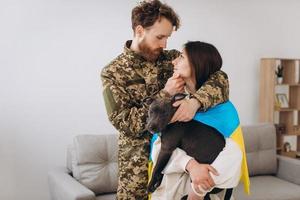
172, 41, 223, 95
149, 41, 249, 200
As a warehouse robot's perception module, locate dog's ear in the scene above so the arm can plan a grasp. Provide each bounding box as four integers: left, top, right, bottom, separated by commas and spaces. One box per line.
171, 93, 187, 103
143, 96, 154, 105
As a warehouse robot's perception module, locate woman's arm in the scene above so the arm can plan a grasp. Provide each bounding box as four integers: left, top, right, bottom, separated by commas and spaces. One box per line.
160, 139, 242, 190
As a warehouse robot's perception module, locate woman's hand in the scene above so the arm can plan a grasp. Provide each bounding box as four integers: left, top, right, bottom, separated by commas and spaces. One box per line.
170, 98, 200, 123
186, 159, 218, 191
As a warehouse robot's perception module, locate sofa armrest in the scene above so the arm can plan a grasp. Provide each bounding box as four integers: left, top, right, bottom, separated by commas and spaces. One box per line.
276, 155, 300, 185
48, 167, 96, 200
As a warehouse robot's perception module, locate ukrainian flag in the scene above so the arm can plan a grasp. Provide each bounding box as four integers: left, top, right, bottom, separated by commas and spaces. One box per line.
148, 100, 250, 199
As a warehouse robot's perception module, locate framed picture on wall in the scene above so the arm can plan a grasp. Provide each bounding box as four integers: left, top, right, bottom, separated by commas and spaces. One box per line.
276, 93, 289, 108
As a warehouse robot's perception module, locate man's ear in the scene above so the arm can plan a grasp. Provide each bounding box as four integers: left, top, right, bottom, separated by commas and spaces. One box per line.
135, 25, 145, 38
171, 93, 187, 103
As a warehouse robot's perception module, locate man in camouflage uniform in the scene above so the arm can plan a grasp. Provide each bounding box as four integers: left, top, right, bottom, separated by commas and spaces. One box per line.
101, 1, 229, 199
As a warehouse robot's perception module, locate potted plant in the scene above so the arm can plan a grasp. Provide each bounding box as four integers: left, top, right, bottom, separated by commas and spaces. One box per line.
275, 65, 284, 84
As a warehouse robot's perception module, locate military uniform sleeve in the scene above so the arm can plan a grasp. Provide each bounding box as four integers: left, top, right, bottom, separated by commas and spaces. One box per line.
193, 70, 229, 111
101, 68, 151, 138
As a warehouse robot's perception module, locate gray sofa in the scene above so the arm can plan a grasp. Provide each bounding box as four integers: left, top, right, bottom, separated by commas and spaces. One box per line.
48, 123, 300, 200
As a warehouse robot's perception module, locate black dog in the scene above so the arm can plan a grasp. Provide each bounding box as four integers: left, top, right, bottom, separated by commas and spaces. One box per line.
146, 94, 226, 198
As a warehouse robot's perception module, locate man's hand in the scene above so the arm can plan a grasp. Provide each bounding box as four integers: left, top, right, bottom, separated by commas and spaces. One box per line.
163, 73, 185, 96
170, 98, 200, 123
186, 159, 218, 191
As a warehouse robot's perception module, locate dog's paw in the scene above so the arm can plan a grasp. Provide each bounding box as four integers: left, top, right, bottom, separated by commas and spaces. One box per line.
147, 174, 164, 193
147, 185, 154, 193
147, 181, 156, 193
181, 195, 188, 200
147, 179, 158, 193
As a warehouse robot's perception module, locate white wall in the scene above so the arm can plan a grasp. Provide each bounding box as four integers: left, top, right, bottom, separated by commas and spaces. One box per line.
1, 0, 300, 199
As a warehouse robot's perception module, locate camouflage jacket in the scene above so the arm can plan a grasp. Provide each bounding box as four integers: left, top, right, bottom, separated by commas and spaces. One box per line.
101, 40, 229, 199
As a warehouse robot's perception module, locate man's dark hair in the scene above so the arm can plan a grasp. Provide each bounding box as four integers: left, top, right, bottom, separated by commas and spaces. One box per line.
184, 41, 223, 89
131, 0, 180, 32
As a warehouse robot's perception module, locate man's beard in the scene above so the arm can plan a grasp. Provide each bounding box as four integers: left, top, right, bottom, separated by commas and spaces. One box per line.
138, 40, 163, 62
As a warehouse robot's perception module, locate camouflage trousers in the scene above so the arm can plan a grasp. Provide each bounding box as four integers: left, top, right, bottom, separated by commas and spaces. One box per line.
117, 134, 150, 200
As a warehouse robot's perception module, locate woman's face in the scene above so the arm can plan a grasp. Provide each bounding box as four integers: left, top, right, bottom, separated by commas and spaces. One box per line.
172, 49, 193, 79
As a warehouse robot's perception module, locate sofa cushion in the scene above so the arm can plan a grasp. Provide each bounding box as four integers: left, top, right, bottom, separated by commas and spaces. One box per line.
242, 123, 277, 176
233, 176, 300, 200
72, 134, 118, 195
